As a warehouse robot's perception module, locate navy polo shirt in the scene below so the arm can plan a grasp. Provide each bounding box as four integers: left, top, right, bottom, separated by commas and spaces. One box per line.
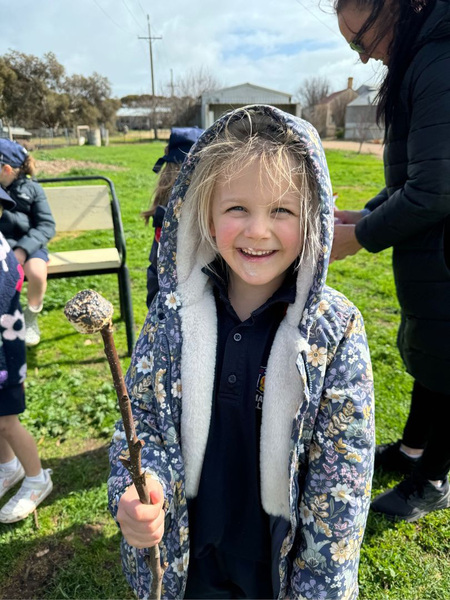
188, 261, 296, 568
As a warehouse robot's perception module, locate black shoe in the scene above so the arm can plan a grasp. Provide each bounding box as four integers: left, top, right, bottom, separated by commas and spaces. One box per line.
371, 475, 450, 522
375, 440, 420, 475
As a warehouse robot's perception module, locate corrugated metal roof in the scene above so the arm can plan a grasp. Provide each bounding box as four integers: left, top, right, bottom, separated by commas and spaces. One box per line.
203, 83, 293, 104
116, 107, 171, 117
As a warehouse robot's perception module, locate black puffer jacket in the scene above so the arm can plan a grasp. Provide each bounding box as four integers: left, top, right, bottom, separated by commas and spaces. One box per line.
0, 175, 55, 257
355, 0, 450, 395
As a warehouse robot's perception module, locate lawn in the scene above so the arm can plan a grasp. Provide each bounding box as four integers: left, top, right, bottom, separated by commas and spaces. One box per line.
0, 144, 448, 599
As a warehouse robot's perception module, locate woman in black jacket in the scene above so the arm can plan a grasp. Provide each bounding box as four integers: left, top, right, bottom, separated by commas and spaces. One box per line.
332, 0, 450, 521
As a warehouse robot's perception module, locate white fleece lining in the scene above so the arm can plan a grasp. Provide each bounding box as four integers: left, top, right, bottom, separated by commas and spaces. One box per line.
179, 284, 217, 498
177, 194, 218, 498
260, 259, 314, 519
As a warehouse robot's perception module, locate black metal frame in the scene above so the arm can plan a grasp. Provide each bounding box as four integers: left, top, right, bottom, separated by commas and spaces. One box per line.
38, 175, 135, 356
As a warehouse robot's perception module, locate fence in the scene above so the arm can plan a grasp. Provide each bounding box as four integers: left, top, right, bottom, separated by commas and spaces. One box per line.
18, 128, 172, 149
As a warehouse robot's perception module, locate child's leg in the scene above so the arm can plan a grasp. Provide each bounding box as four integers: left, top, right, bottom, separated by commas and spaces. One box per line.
0, 434, 15, 464
0, 415, 41, 476
23, 257, 47, 346
0, 416, 52, 523
23, 257, 47, 309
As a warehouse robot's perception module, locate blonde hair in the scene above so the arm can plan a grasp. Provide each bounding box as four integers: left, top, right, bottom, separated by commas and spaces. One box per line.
186, 109, 321, 267
142, 162, 181, 225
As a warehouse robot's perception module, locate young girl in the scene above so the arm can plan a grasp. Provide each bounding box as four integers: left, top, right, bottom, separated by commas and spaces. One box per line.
0, 138, 55, 347
108, 105, 375, 599
0, 189, 53, 523
143, 127, 204, 308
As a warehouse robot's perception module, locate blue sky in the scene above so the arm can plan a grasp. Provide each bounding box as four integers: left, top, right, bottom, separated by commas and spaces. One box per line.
0, 0, 383, 99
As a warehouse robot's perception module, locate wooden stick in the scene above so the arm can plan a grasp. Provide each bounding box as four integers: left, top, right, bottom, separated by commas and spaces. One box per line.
100, 325, 165, 600
64, 290, 165, 599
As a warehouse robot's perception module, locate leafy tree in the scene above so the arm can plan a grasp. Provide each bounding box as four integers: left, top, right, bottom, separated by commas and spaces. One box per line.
0, 51, 67, 128
0, 51, 119, 129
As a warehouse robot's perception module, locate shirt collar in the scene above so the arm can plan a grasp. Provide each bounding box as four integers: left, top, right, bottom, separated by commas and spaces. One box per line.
202, 258, 297, 315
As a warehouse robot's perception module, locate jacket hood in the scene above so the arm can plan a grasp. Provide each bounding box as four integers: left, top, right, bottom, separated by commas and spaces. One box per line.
157, 105, 334, 518
415, 0, 450, 49
158, 104, 333, 334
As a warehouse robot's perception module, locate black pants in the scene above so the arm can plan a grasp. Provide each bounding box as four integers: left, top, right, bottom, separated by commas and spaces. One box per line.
402, 381, 450, 480
184, 547, 273, 600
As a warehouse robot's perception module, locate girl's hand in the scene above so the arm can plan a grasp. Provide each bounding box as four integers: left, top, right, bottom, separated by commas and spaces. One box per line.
334, 209, 366, 225
13, 248, 27, 265
331, 224, 362, 263
117, 480, 165, 549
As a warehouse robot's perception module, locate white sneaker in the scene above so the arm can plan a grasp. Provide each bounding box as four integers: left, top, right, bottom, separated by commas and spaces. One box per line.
24, 305, 41, 347
0, 468, 53, 523
0, 463, 25, 500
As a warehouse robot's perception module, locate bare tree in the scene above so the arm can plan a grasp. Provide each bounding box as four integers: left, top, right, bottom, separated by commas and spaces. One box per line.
174, 66, 220, 99
296, 76, 331, 108
166, 66, 221, 126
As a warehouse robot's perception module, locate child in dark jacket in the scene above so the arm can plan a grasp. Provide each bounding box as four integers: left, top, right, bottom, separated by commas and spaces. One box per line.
109, 106, 375, 599
0, 139, 55, 347
0, 187, 52, 523
142, 127, 203, 308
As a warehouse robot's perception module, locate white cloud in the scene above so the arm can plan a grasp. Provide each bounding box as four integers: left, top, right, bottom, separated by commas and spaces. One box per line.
0, 0, 383, 99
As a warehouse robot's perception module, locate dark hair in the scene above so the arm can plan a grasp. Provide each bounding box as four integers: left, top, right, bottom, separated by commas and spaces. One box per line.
334, 0, 437, 131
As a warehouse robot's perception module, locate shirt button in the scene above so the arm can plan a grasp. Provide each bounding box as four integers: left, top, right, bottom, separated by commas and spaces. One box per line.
233, 333, 242, 342
227, 374, 237, 384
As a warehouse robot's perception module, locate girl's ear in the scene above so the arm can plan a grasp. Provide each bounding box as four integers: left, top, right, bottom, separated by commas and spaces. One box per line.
209, 220, 216, 237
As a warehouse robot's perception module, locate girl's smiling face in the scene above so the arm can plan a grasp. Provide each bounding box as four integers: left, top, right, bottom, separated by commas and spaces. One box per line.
210, 159, 303, 300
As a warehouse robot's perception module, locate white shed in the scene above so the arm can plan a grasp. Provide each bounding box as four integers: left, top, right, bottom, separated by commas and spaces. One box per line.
201, 83, 301, 129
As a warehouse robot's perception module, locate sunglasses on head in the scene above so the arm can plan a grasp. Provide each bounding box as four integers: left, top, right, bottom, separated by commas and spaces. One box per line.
349, 37, 366, 54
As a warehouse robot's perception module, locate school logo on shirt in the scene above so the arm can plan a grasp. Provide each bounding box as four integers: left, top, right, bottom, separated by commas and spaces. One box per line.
256, 366, 266, 411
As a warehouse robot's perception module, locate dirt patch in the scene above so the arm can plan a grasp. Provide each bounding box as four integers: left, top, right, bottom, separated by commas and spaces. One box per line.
35, 158, 127, 177
322, 139, 384, 158
0, 524, 104, 599
0, 538, 74, 599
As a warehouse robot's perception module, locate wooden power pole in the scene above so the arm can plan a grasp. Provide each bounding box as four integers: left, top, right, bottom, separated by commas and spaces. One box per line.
138, 15, 162, 140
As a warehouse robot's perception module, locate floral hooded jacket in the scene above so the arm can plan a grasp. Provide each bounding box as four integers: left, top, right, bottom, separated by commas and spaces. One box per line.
108, 105, 375, 600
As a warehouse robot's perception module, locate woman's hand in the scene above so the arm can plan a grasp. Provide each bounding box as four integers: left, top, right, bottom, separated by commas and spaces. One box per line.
334, 209, 366, 225
331, 224, 362, 262
117, 480, 165, 549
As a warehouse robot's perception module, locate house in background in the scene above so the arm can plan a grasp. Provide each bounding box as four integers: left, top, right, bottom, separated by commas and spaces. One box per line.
302, 78, 358, 138
201, 83, 301, 129
344, 85, 384, 141
0, 120, 32, 140
116, 105, 172, 131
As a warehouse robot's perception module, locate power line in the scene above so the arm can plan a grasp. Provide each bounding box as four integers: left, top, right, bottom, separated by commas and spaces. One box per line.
135, 0, 147, 19
294, 0, 342, 39
91, 0, 132, 35
121, 0, 145, 33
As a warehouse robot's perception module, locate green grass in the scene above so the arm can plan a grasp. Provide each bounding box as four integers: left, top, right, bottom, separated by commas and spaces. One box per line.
0, 144, 448, 599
